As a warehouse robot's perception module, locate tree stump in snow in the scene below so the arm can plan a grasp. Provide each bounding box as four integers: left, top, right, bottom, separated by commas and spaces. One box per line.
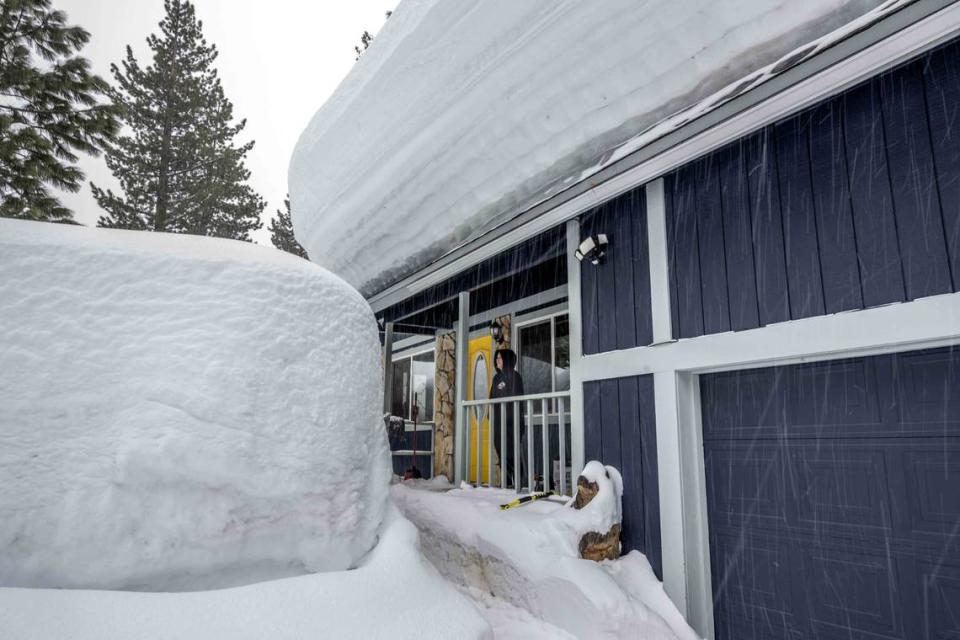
579, 524, 622, 562
574, 474, 622, 562
574, 475, 599, 509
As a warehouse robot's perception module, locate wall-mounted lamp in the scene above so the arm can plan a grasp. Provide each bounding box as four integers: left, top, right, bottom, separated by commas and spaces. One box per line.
490, 318, 505, 345
575, 233, 608, 265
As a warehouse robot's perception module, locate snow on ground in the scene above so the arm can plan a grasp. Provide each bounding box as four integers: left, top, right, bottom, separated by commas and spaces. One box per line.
392, 462, 701, 640
290, 0, 890, 295
0, 506, 492, 640
0, 219, 391, 591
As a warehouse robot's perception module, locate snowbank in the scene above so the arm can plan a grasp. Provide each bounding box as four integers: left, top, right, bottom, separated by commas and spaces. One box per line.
0, 507, 491, 640
0, 219, 391, 591
392, 463, 700, 640
290, 0, 890, 295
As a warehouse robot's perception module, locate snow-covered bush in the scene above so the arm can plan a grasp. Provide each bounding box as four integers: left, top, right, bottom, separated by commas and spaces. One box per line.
0, 219, 391, 591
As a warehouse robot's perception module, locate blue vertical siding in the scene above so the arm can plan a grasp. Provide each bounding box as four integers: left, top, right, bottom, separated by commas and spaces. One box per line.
775, 113, 825, 320
808, 98, 863, 314
717, 141, 761, 331
843, 77, 905, 307
695, 156, 732, 335
664, 40, 960, 339
580, 188, 653, 354
583, 375, 662, 579
925, 40, 960, 285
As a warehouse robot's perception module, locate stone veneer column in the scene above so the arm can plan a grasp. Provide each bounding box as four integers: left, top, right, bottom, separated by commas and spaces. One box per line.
433, 332, 457, 479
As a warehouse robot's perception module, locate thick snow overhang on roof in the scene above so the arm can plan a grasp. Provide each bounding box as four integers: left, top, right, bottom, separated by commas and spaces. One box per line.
289, 0, 912, 298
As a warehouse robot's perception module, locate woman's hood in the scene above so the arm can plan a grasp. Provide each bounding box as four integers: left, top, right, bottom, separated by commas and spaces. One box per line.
495, 348, 518, 371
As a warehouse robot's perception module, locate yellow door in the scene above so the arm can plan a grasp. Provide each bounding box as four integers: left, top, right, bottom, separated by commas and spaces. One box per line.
467, 335, 493, 484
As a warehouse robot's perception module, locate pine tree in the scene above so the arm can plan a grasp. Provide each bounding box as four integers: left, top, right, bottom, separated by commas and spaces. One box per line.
268, 196, 308, 259
0, 0, 119, 222
353, 10, 391, 61
353, 30, 373, 61
92, 0, 264, 240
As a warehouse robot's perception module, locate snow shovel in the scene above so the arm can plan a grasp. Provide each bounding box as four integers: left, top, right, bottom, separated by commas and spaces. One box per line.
499, 490, 555, 510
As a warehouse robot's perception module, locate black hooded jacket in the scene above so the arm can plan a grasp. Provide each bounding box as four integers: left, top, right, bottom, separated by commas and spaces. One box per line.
490, 348, 524, 400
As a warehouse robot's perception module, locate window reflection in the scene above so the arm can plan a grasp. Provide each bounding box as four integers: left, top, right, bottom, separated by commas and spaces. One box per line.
391, 350, 436, 422
517, 313, 570, 397
412, 352, 435, 422
519, 321, 552, 395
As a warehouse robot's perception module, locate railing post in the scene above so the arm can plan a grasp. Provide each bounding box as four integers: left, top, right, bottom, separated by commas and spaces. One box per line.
565, 219, 585, 478
453, 291, 470, 485
558, 396, 567, 495
541, 398, 550, 492
487, 401, 494, 487
526, 399, 534, 492
512, 401, 520, 493
500, 402, 507, 489
475, 404, 482, 488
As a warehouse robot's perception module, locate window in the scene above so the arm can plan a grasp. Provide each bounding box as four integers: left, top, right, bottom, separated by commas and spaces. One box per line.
516, 314, 570, 396
391, 350, 435, 423
412, 351, 435, 423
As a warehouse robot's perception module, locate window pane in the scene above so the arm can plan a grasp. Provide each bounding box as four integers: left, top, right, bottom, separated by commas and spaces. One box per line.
391, 358, 411, 419
412, 351, 435, 422
554, 315, 570, 391
519, 321, 552, 395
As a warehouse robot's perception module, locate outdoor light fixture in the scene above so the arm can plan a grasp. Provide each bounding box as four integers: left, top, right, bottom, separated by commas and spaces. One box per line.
575, 234, 608, 265
490, 318, 505, 344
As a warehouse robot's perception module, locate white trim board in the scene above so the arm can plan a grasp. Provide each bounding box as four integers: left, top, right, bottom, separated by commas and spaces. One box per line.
368, 0, 960, 314
578, 292, 960, 381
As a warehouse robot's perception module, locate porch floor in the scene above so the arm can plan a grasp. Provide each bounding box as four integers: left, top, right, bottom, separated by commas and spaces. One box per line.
391, 478, 698, 640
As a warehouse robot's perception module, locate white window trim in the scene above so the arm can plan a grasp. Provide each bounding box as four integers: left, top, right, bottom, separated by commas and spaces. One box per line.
514, 312, 570, 396
391, 346, 437, 432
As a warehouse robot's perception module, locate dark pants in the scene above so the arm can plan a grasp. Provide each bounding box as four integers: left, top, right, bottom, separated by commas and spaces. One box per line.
493, 415, 525, 488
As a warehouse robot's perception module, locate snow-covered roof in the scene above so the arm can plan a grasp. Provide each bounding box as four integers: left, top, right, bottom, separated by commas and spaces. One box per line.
289, 0, 894, 297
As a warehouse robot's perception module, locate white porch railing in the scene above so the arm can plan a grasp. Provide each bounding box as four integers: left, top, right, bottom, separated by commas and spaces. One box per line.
461, 390, 572, 495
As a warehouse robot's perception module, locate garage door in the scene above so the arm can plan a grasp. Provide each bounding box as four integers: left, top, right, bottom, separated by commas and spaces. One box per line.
701, 346, 960, 640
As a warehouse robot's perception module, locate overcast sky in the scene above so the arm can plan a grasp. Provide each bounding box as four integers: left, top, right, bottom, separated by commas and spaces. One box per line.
55, 0, 392, 244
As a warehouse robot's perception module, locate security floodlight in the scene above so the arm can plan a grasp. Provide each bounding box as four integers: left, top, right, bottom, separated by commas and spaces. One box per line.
575, 234, 608, 265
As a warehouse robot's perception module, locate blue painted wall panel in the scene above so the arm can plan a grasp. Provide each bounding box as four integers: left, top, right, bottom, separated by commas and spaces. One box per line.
808, 98, 864, 313
670, 164, 706, 338
595, 205, 620, 354
583, 381, 603, 464
635, 375, 662, 580
774, 114, 826, 319
611, 196, 638, 350
880, 61, 953, 300
664, 39, 960, 340
583, 375, 662, 579
580, 188, 653, 354
695, 156, 732, 334
923, 41, 960, 290
746, 129, 792, 326
631, 190, 654, 348
843, 78, 906, 307
717, 141, 761, 331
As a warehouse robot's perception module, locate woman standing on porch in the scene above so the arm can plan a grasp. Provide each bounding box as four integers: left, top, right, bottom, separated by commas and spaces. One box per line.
490, 349, 523, 488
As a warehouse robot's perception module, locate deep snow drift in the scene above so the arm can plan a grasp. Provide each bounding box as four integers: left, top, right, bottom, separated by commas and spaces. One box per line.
0, 507, 491, 640
0, 219, 391, 591
393, 463, 699, 640
290, 0, 891, 295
